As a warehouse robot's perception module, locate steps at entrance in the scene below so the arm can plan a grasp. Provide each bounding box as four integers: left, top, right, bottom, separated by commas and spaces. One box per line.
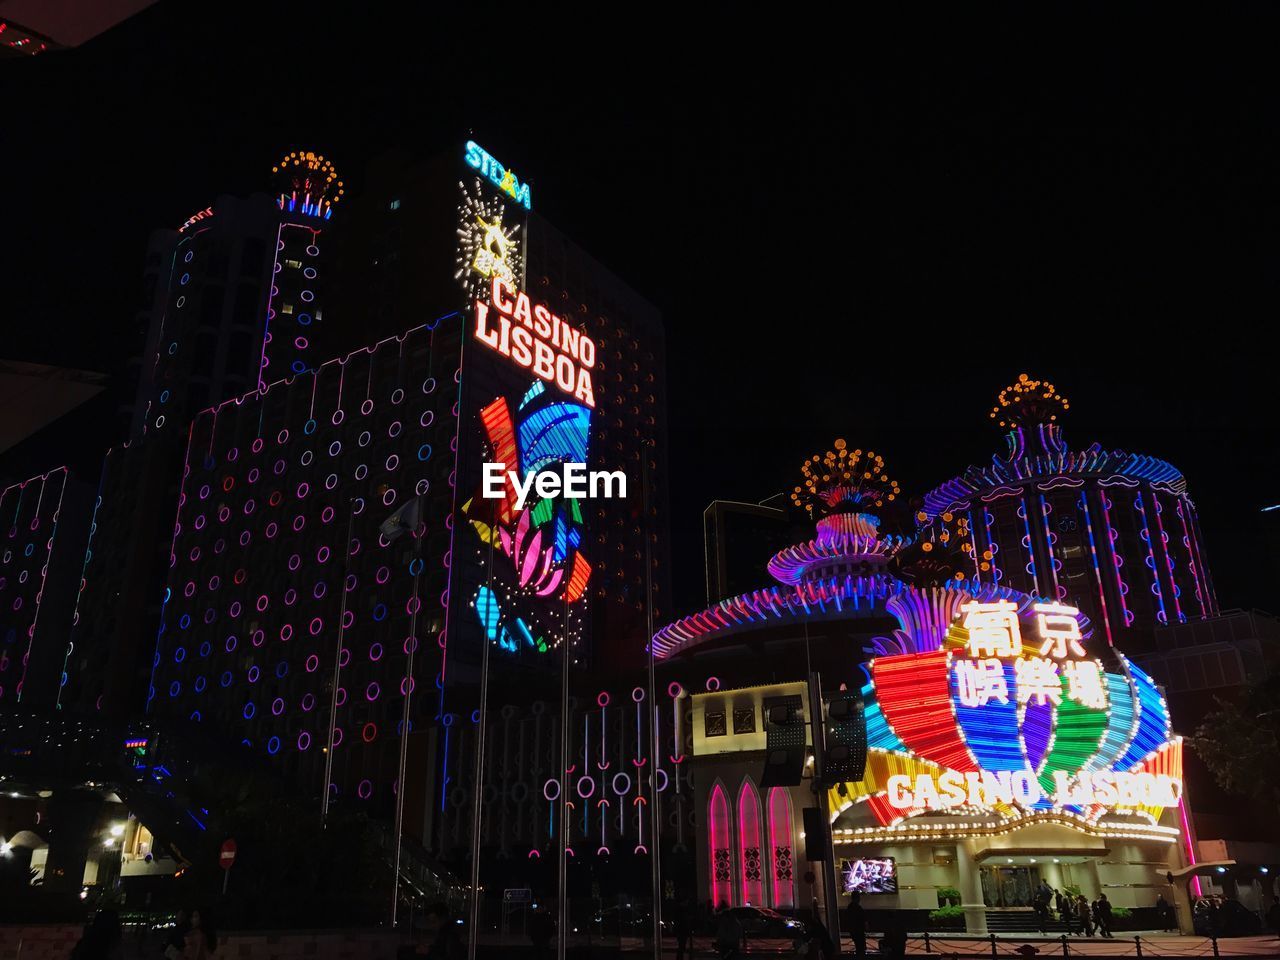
984, 910, 1072, 933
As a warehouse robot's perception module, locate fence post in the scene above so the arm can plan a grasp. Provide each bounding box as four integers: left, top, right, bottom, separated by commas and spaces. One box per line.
1135, 934, 1142, 957
1061, 932, 1070, 956
923, 930, 931, 953
990, 932, 998, 958
1211, 933, 1220, 957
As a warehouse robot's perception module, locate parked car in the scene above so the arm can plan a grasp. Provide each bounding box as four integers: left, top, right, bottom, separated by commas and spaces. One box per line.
1193, 898, 1262, 937
725, 906, 808, 938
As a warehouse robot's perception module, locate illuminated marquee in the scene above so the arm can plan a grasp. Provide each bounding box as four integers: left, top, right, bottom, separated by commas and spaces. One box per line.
473, 277, 596, 408
464, 140, 532, 210
837, 598, 1183, 827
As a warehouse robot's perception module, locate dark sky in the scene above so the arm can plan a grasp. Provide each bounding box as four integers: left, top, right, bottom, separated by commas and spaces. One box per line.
3, 3, 1278, 617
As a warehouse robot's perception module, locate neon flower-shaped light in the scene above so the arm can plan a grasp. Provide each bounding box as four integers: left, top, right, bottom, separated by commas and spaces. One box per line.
830, 596, 1183, 833
272, 150, 344, 219
770, 440, 908, 584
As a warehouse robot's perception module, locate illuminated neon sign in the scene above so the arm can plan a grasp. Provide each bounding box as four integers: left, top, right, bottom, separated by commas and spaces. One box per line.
835, 598, 1184, 827
464, 140, 532, 210
473, 277, 596, 408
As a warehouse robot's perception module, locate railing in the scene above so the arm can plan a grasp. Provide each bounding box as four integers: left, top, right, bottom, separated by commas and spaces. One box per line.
906, 930, 1276, 957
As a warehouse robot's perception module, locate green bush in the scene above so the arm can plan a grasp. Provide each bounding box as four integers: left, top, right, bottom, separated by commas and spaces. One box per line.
936, 885, 961, 906
1111, 906, 1132, 919
928, 904, 965, 924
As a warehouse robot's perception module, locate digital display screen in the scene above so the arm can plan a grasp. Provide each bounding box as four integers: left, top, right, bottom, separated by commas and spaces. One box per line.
842, 857, 898, 894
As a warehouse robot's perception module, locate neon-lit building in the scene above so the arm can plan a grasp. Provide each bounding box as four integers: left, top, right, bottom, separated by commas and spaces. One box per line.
101, 140, 668, 869
921, 375, 1218, 647
133, 151, 343, 439
655, 439, 1200, 933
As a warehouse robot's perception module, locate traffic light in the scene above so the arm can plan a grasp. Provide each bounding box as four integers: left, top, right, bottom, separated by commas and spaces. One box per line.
820, 689, 866, 787
760, 694, 807, 788
802, 806, 829, 861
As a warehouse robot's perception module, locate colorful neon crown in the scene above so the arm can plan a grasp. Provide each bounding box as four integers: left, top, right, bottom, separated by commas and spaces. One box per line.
772, 440, 906, 584
272, 150, 343, 218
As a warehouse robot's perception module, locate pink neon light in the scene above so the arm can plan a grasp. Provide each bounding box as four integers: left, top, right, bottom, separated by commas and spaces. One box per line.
736, 780, 764, 908
767, 787, 795, 909
1178, 798, 1202, 897
708, 783, 732, 909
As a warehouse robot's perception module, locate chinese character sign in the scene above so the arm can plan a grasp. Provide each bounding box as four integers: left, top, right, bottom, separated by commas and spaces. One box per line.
859, 595, 1180, 822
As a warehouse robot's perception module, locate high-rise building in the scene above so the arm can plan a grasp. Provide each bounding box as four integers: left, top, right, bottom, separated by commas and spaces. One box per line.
61, 152, 347, 719
4, 140, 669, 904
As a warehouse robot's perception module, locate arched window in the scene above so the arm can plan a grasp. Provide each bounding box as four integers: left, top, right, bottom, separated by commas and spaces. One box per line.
708, 781, 733, 909
737, 778, 764, 908
766, 786, 796, 909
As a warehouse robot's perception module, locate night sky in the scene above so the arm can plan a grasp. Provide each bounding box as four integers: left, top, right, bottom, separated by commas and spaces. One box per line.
3, 4, 1277, 618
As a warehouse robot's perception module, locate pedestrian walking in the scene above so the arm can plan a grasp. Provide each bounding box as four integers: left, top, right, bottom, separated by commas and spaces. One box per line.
1096, 893, 1114, 938
1075, 895, 1093, 937
1156, 894, 1174, 932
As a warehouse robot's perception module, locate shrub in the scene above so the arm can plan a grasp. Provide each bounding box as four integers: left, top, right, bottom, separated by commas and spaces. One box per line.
936, 886, 961, 906
929, 904, 965, 924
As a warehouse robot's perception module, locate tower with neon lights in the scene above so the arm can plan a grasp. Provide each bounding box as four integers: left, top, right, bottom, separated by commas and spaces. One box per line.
920, 375, 1218, 648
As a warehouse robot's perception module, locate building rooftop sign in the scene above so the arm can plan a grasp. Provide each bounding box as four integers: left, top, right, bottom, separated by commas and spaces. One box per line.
465, 140, 532, 210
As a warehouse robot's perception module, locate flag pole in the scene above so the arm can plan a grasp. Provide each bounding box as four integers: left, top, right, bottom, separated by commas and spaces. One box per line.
392, 503, 424, 927
322, 499, 356, 825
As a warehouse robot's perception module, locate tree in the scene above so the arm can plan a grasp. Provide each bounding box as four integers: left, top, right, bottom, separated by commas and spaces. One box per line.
1190, 670, 1280, 808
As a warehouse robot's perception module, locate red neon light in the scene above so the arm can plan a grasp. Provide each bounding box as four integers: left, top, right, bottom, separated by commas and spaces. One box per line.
479, 397, 518, 524
872, 649, 978, 773
563, 553, 591, 603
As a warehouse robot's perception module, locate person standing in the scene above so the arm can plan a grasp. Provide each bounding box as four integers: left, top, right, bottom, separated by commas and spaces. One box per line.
844, 892, 867, 958
1155, 894, 1174, 932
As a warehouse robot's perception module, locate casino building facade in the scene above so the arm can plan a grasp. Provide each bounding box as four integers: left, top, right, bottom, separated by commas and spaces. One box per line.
654, 433, 1202, 934
1, 140, 669, 904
